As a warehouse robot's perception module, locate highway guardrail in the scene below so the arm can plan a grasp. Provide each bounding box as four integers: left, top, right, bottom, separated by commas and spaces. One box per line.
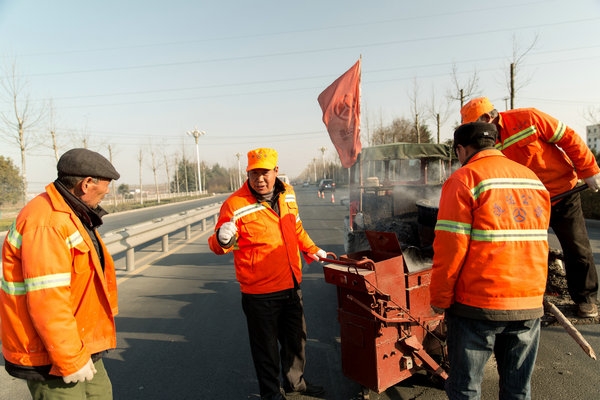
0, 202, 222, 272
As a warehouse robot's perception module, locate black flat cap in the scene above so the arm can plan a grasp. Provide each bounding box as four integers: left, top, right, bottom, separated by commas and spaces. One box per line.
57, 148, 120, 180
454, 122, 497, 148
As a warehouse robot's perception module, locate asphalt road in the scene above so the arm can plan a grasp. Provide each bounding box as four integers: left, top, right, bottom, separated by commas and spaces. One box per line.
1, 187, 600, 399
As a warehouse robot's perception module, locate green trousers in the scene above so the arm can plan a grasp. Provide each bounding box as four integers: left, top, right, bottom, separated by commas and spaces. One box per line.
26, 359, 113, 400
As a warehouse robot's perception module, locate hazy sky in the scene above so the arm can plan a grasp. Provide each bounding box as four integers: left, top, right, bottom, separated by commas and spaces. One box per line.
1, 0, 599, 192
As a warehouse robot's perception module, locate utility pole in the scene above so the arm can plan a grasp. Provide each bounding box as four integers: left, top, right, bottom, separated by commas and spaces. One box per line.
510, 63, 515, 110
319, 146, 327, 179
108, 144, 116, 206
235, 152, 242, 189
186, 128, 205, 194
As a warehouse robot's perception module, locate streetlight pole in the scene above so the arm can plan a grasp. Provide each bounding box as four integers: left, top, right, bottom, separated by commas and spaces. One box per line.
186, 128, 205, 194
319, 146, 327, 179
235, 152, 242, 189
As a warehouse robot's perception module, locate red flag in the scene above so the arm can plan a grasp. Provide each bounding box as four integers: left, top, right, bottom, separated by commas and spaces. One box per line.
317, 59, 361, 168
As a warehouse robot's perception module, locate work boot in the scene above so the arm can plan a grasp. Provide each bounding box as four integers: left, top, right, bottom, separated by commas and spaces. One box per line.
261, 387, 287, 400
577, 302, 598, 318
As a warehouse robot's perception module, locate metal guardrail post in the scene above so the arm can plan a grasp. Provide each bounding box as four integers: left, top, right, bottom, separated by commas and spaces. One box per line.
185, 225, 191, 240
162, 235, 169, 252
202, 219, 207, 231
126, 248, 135, 271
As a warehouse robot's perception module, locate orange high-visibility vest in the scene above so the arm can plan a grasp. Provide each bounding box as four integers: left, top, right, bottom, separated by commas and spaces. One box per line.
430, 149, 551, 311
1, 183, 118, 377
496, 108, 600, 198
209, 183, 320, 295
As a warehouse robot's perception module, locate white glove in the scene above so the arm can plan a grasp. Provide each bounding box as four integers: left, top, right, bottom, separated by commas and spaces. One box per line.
218, 221, 237, 244
584, 173, 600, 192
63, 358, 97, 384
309, 249, 328, 262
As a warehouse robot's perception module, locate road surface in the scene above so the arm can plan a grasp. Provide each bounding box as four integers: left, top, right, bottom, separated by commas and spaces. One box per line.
1, 186, 600, 399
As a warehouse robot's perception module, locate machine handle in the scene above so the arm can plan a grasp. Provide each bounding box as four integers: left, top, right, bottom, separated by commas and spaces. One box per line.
550, 183, 588, 203
319, 253, 376, 272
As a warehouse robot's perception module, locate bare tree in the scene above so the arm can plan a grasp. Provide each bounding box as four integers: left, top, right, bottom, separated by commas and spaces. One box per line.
173, 154, 181, 195
148, 144, 162, 204
447, 63, 479, 109
371, 117, 418, 145
504, 33, 538, 109
138, 148, 144, 205
47, 100, 61, 162
181, 139, 189, 194
361, 101, 371, 147
163, 153, 171, 196
408, 77, 426, 143
107, 144, 118, 206
427, 86, 451, 143
584, 106, 600, 125
0, 60, 47, 201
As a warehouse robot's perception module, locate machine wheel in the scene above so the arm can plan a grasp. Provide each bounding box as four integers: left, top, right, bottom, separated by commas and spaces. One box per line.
360, 386, 370, 400
429, 370, 447, 390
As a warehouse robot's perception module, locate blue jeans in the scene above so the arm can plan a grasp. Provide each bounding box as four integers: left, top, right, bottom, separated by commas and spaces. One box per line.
445, 313, 540, 400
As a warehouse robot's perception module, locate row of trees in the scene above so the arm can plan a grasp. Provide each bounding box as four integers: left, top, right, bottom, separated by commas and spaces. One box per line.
3, 128, 600, 211
3, 35, 600, 209
0, 153, 243, 209
0, 156, 24, 208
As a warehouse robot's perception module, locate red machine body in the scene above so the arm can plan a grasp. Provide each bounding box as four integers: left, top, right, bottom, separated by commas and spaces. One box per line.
322, 231, 447, 394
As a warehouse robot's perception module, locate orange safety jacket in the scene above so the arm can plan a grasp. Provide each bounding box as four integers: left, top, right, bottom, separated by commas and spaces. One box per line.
208, 182, 320, 295
496, 108, 600, 199
1, 183, 118, 377
430, 149, 550, 312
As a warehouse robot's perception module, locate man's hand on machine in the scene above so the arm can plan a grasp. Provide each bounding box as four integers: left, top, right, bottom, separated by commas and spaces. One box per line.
584, 173, 600, 192
309, 249, 328, 263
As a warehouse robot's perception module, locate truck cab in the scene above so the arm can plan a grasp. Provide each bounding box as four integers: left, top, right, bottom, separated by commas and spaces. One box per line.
345, 142, 457, 254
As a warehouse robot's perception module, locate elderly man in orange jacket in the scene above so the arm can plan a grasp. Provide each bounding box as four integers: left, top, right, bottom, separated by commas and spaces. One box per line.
461, 97, 600, 318
430, 122, 551, 399
208, 148, 326, 400
1, 148, 120, 399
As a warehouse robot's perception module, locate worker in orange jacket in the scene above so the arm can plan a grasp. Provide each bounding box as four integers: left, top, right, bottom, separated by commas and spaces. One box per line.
208, 148, 326, 400
430, 122, 551, 399
461, 97, 600, 318
1, 148, 120, 399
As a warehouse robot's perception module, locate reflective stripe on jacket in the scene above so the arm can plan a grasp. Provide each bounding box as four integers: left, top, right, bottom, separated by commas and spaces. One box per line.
496, 108, 600, 198
430, 149, 550, 312
1, 183, 118, 377
208, 182, 320, 294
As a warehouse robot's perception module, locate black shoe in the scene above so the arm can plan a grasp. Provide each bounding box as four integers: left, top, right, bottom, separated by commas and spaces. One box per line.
285, 383, 325, 397
260, 390, 287, 400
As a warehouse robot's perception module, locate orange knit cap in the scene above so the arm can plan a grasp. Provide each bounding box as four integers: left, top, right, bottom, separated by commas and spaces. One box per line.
246, 148, 278, 171
460, 97, 495, 123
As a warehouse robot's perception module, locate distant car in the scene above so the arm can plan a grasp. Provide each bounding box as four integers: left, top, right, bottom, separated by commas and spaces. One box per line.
278, 174, 290, 185
318, 179, 336, 192
302, 181, 310, 187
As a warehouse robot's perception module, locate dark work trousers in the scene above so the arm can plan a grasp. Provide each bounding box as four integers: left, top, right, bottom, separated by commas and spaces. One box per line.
242, 287, 307, 399
550, 192, 599, 304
